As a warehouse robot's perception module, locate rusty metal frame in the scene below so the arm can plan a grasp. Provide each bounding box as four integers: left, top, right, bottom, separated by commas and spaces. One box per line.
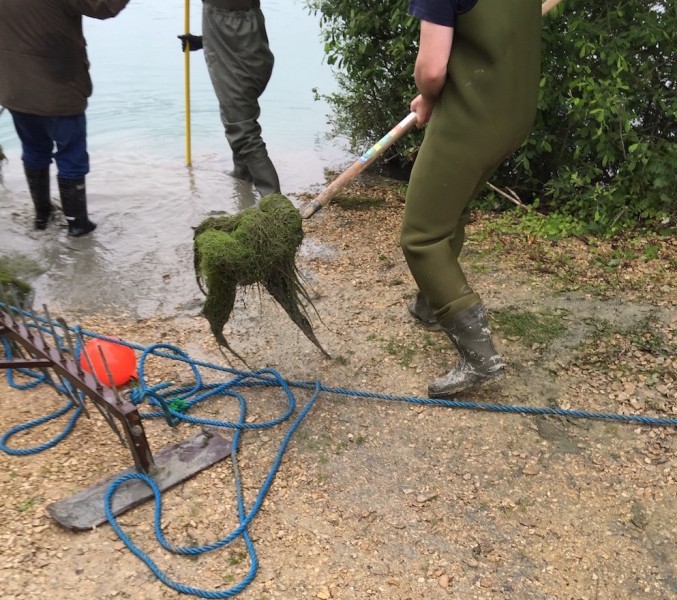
0, 307, 156, 473
1, 302, 233, 530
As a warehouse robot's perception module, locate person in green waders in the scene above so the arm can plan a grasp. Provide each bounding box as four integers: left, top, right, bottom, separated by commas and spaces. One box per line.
179, 0, 280, 199
401, 0, 542, 397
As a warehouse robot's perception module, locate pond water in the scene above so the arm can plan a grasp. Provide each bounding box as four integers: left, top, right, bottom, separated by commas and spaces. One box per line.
0, 0, 348, 319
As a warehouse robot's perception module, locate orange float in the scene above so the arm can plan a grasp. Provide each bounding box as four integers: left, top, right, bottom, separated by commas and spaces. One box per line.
80, 338, 137, 387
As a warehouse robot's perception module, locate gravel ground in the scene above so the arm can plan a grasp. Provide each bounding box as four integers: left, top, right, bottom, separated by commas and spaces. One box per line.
1, 180, 675, 600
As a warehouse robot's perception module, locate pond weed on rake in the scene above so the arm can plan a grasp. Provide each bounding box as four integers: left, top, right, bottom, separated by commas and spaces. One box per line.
193, 194, 329, 363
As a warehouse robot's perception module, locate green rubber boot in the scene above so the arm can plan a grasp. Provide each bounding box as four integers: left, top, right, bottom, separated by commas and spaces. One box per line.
248, 155, 280, 198
228, 152, 254, 183
429, 303, 505, 398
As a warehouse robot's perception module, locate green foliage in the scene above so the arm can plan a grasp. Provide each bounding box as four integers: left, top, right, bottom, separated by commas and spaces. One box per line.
513, 0, 676, 233
307, 0, 421, 173
511, 206, 588, 241
306, 0, 676, 234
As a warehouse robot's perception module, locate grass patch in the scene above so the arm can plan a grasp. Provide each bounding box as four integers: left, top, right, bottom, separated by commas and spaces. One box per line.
333, 194, 385, 210
468, 261, 490, 274
17, 496, 43, 513
492, 307, 568, 347
385, 338, 415, 367
469, 210, 675, 299
228, 550, 247, 566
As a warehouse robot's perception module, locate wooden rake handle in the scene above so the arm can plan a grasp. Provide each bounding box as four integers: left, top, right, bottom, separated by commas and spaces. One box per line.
300, 112, 417, 219
300, 0, 565, 220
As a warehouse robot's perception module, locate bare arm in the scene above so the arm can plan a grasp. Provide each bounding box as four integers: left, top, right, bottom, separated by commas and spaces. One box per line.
411, 20, 454, 127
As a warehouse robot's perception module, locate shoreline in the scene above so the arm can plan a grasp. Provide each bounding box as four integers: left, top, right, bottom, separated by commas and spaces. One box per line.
0, 177, 675, 600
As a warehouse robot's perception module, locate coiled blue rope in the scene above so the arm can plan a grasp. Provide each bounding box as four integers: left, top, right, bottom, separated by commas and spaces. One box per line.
2, 315, 676, 598
104, 375, 322, 598
0, 330, 84, 454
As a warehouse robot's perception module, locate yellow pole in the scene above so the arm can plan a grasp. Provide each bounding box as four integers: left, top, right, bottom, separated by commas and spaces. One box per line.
184, 0, 192, 166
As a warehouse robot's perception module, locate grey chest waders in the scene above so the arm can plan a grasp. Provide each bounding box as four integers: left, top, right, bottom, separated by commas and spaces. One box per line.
202, 1, 280, 198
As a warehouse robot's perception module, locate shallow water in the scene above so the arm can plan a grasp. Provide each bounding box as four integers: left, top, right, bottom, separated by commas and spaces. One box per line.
0, 0, 348, 319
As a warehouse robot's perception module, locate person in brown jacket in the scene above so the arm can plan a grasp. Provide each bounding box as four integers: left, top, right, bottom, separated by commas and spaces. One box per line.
0, 0, 130, 236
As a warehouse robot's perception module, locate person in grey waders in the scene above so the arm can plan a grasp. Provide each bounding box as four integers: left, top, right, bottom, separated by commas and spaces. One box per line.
0, 0, 130, 236
179, 0, 281, 198
401, 0, 542, 398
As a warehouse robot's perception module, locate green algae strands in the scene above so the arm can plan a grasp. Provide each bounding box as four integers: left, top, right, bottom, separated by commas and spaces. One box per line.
193, 194, 329, 362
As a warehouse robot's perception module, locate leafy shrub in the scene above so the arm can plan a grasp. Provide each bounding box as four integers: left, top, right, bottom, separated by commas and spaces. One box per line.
307, 0, 675, 234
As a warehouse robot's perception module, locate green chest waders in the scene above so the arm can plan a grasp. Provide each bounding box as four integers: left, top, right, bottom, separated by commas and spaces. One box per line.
400, 0, 542, 322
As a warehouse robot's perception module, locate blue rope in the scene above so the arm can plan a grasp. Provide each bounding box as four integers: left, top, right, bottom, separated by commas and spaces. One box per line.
2, 314, 676, 598
0, 398, 83, 455
1, 335, 47, 390
1, 331, 85, 454
76, 331, 677, 428
104, 377, 322, 598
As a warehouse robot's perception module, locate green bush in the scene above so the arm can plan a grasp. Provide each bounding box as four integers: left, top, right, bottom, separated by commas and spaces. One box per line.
514, 0, 676, 234
307, 0, 675, 234
308, 0, 420, 176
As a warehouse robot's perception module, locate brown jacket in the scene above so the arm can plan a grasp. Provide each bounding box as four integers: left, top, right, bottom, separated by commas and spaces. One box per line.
0, 0, 129, 116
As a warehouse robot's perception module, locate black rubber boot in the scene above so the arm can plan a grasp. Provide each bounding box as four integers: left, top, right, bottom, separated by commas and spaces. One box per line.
428, 303, 505, 398
57, 177, 97, 237
408, 291, 438, 326
247, 155, 280, 198
24, 166, 53, 230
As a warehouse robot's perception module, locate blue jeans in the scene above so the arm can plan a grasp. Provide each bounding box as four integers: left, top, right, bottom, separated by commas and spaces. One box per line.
10, 111, 89, 180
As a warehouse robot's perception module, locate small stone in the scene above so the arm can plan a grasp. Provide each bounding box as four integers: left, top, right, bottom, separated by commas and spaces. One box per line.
416, 491, 438, 503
